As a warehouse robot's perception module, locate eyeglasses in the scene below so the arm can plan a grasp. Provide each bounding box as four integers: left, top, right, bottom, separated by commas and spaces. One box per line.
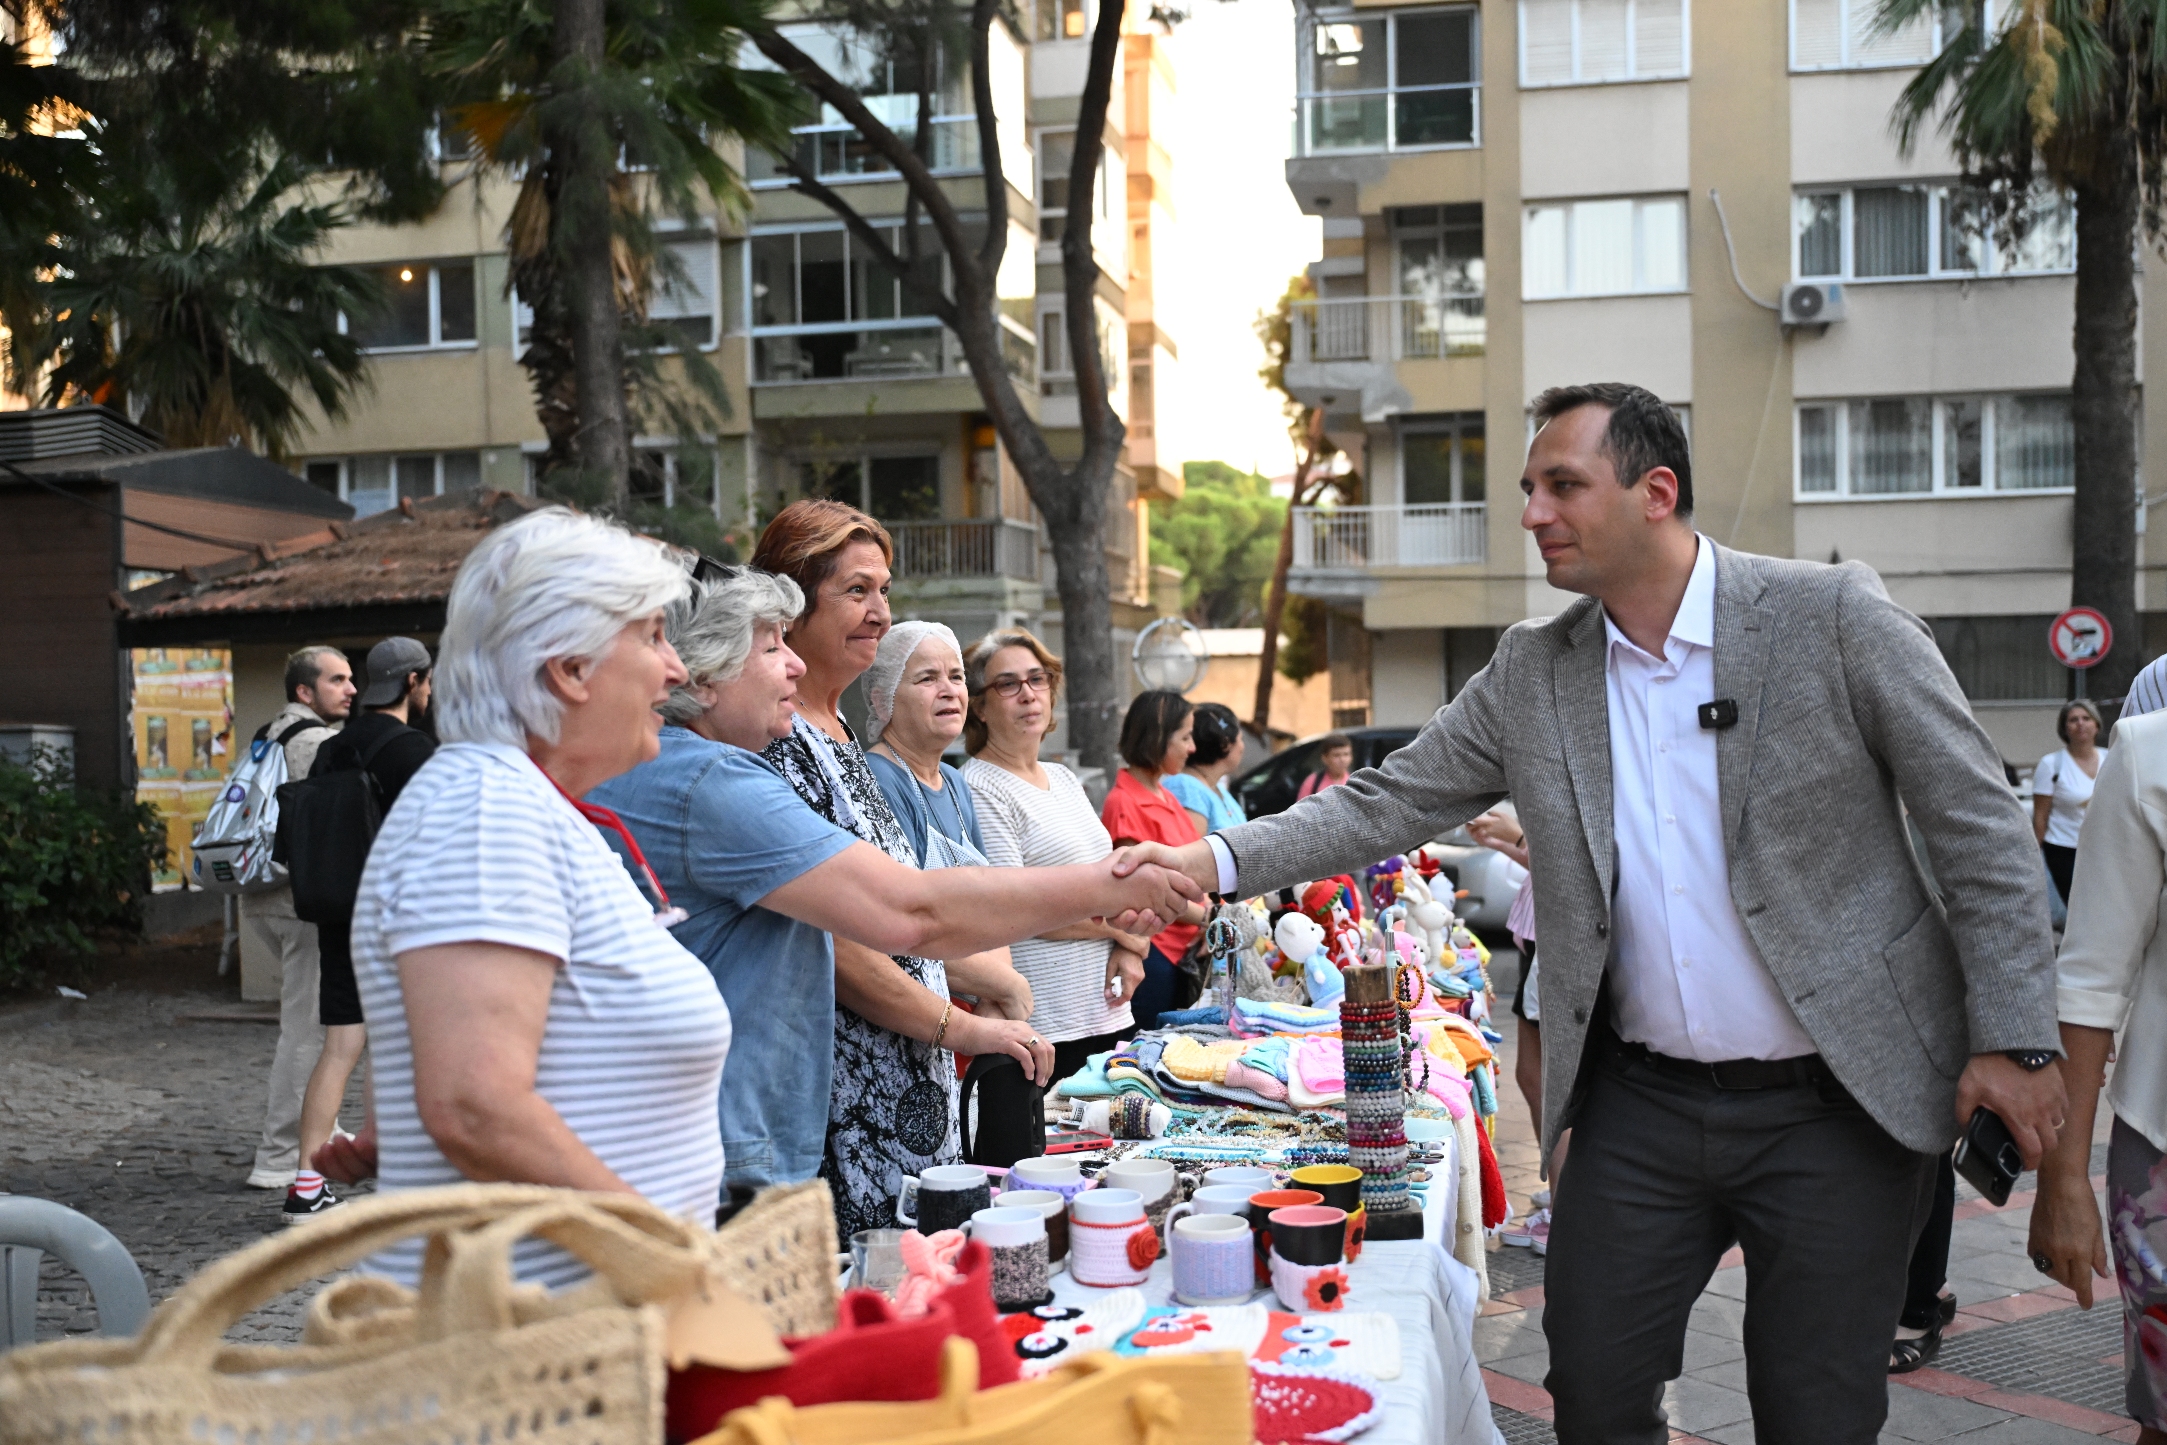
981, 670, 1051, 699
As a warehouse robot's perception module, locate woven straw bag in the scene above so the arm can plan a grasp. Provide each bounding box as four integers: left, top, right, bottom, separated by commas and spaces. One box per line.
0, 1183, 752, 1445
694, 1338, 1253, 1445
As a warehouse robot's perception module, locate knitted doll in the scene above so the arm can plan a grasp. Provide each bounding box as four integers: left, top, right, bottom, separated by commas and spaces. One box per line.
1275, 911, 1344, 1011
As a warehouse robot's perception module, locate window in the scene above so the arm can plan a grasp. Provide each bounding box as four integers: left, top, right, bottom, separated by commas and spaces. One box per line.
1793, 183, 2075, 280
1298, 8, 1479, 156
301, 451, 482, 518
430, 116, 476, 165
1925, 614, 2066, 702
1793, 394, 2073, 496
1792, 0, 1995, 70
746, 26, 977, 184
1400, 414, 1486, 505
797, 454, 942, 520
1392, 204, 1486, 355
1520, 0, 1688, 86
629, 446, 720, 511
1523, 195, 1686, 298
1037, 0, 1088, 40
648, 239, 721, 349
1035, 300, 1123, 398
1034, 129, 1120, 244
348, 262, 476, 350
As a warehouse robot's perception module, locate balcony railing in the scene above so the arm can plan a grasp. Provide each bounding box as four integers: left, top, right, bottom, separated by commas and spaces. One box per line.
887, 517, 1041, 581
1293, 502, 1486, 569
753, 314, 1034, 386
1295, 84, 1478, 156
750, 115, 979, 185
1290, 294, 1485, 363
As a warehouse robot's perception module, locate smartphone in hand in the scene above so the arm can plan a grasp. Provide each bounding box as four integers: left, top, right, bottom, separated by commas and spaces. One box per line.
1952, 1106, 2024, 1207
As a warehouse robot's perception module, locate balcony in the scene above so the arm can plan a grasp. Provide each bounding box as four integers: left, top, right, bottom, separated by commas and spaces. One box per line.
750, 116, 980, 186
1292, 503, 1485, 589
886, 517, 1041, 581
753, 316, 1035, 386
1283, 295, 1482, 421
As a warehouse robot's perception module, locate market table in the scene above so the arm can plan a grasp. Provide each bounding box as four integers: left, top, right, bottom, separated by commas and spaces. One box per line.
1036, 1137, 1503, 1445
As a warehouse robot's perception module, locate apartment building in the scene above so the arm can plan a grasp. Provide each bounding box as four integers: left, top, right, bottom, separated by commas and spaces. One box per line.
286, 4, 1176, 737
1280, 0, 2164, 763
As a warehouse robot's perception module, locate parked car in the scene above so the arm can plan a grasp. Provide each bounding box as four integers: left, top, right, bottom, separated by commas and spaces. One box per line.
1230, 726, 1419, 821
1417, 827, 1525, 933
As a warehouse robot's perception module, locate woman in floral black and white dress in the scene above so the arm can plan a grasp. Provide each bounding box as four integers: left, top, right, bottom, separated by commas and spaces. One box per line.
753, 500, 1053, 1238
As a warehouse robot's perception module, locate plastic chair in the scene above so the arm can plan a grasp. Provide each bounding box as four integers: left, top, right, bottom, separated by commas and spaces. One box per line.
0, 1195, 151, 1349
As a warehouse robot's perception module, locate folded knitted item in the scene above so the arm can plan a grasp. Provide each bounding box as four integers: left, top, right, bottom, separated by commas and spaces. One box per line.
1156, 1004, 1228, 1028
1191, 1076, 1296, 1114
1238, 1036, 1294, 1082
1055, 1049, 1119, 1098
1222, 1059, 1290, 1101
1161, 1035, 1251, 1084
1475, 1117, 1507, 1228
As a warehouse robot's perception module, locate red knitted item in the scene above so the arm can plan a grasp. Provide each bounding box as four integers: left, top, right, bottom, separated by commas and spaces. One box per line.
1249, 1362, 1382, 1444
665, 1237, 1017, 1441
1475, 1120, 1507, 1229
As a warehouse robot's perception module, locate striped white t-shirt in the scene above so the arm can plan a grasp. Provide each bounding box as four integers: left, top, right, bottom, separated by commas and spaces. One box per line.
962, 758, 1133, 1043
354, 741, 731, 1288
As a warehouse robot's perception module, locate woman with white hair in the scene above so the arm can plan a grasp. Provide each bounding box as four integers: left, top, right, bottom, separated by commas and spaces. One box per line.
349, 507, 726, 1287
864, 621, 986, 869
590, 568, 1205, 1210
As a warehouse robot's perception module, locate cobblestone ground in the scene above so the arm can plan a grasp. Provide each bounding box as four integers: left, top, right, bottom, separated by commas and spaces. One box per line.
1, 937, 371, 1344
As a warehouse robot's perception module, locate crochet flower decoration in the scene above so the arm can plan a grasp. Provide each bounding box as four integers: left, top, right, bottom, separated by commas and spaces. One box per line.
1303, 1266, 1350, 1312
891, 1228, 967, 1319
1126, 1225, 1162, 1272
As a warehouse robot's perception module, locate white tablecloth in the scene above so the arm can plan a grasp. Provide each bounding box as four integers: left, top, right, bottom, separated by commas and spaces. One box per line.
1043, 1137, 1504, 1445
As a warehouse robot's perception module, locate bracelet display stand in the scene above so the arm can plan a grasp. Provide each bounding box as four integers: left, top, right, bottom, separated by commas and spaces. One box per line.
1339, 962, 1425, 1241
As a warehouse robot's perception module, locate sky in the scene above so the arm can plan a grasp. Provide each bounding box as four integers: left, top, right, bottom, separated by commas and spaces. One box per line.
1152, 0, 1320, 479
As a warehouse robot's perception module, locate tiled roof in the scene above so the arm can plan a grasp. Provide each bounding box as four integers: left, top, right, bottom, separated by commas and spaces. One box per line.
120, 489, 539, 621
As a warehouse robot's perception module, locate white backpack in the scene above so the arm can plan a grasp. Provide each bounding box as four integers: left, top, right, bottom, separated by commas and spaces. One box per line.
190, 717, 321, 894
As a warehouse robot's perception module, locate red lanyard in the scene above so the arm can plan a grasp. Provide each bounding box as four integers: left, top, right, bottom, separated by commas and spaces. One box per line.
542, 770, 678, 919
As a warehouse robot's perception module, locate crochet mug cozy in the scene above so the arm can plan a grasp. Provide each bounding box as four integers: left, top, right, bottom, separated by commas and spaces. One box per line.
1170, 1214, 1256, 1307
1069, 1190, 1159, 1287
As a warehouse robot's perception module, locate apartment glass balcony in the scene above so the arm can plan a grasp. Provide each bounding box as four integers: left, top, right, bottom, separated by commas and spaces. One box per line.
752, 315, 1035, 385
1292, 294, 1485, 362
886, 516, 1041, 580
1293, 502, 1486, 570
1297, 86, 1477, 155
749, 116, 980, 185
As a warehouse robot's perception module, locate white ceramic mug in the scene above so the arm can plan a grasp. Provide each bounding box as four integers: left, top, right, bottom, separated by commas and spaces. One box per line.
1068, 1188, 1157, 1287
1203, 1165, 1276, 1193
966, 1206, 1051, 1311
997, 1188, 1070, 1262
1164, 1185, 1258, 1231
1071, 1187, 1145, 1226
964, 1205, 1048, 1248
896, 1163, 991, 1231
1010, 1156, 1088, 1201
1102, 1157, 1187, 1206
1170, 1213, 1256, 1306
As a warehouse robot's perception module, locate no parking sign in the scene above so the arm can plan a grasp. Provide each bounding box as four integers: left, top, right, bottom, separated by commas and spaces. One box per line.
2049, 607, 2113, 670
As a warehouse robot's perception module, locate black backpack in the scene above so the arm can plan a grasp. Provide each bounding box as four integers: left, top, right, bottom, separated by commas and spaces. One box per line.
958, 1052, 1046, 1170
273, 727, 405, 925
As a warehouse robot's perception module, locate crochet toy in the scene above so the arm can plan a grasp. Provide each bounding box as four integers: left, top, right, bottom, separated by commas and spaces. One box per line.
1273, 912, 1343, 1011
1364, 856, 1405, 916
1401, 873, 1452, 985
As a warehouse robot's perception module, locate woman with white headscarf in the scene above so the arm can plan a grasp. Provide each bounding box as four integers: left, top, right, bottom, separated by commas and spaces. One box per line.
864, 621, 988, 869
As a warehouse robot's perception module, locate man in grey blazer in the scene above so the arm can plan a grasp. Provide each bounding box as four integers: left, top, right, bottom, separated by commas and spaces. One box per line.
1118, 383, 2067, 1443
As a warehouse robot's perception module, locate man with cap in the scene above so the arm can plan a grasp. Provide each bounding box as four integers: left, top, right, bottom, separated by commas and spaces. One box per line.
284, 636, 437, 1222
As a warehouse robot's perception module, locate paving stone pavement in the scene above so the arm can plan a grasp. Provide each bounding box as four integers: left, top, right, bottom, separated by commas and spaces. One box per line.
1477, 948, 2141, 1445
1, 968, 371, 1345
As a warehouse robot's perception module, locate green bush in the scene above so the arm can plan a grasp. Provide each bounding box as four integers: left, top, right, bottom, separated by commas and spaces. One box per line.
0, 748, 168, 991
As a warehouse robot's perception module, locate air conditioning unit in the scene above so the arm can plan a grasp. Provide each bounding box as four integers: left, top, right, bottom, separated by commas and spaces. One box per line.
1781, 281, 1846, 327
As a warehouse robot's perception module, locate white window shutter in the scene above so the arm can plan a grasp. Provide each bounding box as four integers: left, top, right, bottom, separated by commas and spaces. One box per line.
1634, 0, 1686, 76
1523, 206, 1569, 299
653, 239, 720, 344
1792, 0, 1842, 67
1578, 0, 1630, 80
1521, 0, 1576, 84
1849, 0, 1931, 64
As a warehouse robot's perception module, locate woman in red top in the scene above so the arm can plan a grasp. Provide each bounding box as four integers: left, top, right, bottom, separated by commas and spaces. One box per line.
1100, 690, 1210, 1028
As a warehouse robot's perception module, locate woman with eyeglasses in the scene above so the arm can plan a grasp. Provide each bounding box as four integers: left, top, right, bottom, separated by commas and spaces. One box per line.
962, 629, 1152, 1084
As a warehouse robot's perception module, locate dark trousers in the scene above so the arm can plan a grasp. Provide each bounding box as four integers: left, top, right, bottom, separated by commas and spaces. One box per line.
1130, 945, 1181, 1032
1901, 1154, 1958, 1330
2043, 841, 2078, 904
1051, 1029, 1128, 1089
1543, 1040, 1937, 1444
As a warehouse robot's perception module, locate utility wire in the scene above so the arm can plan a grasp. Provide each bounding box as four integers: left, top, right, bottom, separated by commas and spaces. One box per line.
0, 452, 311, 554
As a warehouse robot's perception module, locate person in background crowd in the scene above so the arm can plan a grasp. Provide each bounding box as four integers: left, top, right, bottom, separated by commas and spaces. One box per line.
590, 577, 1195, 1200
285, 636, 436, 1224
2125, 653, 2167, 720
2031, 708, 2167, 1444
244, 645, 352, 1191
1471, 807, 1556, 1253
751, 500, 1050, 1239
351, 508, 729, 1288
1113, 382, 2064, 1444
865, 621, 988, 870
1168, 702, 1247, 837
963, 629, 1149, 1084
2036, 700, 2107, 909
1101, 690, 1210, 1030
1297, 732, 1354, 800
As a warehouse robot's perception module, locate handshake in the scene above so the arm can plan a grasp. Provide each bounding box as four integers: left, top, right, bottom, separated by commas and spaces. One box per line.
1094, 838, 1223, 936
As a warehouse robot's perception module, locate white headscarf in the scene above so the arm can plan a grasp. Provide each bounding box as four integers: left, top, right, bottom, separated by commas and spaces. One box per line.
864, 620, 964, 744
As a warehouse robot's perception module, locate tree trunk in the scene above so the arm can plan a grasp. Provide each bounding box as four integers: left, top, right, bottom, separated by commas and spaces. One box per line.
1254, 412, 1328, 734
2070, 139, 2141, 705
550, 0, 631, 508
1036, 465, 1121, 771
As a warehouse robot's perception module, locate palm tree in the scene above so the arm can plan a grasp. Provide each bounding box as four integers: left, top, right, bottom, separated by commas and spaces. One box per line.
427, 0, 800, 511
4, 144, 379, 457
1884, 0, 2167, 704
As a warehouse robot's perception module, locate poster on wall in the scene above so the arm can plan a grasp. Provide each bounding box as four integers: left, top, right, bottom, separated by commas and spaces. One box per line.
130, 648, 233, 889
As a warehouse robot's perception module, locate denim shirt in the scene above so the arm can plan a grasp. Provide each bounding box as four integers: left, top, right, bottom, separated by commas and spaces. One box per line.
588, 727, 855, 1189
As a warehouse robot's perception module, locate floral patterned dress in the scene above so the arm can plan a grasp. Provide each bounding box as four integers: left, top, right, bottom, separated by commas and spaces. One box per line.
764, 713, 962, 1239
2109, 1117, 2167, 1427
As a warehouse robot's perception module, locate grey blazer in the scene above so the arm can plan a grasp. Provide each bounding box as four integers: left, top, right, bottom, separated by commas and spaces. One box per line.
1219, 542, 2058, 1157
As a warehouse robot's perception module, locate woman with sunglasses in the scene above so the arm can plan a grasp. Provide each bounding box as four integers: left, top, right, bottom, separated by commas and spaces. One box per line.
961, 629, 1152, 1084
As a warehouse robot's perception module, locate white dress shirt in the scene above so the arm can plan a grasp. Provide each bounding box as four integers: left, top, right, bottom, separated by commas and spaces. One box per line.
1605, 537, 1814, 1062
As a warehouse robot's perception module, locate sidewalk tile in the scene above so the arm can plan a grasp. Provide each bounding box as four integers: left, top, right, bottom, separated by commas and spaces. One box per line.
1487, 1349, 1554, 1387
1500, 1284, 1546, 1310
1940, 1415, 2127, 1443
1661, 1376, 1756, 1433
1971, 1386, 2139, 1435
1895, 1367, 1996, 1399
1482, 1367, 1553, 1419
1679, 1328, 1746, 1372
1960, 1292, 2079, 1325
1880, 1381, 2015, 1440
1688, 1294, 1748, 1339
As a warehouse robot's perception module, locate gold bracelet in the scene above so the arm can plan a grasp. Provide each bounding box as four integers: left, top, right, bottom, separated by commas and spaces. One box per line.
932, 999, 954, 1051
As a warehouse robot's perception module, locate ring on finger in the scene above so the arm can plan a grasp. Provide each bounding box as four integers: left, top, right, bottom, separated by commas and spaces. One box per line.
2033, 1253, 2055, 1274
